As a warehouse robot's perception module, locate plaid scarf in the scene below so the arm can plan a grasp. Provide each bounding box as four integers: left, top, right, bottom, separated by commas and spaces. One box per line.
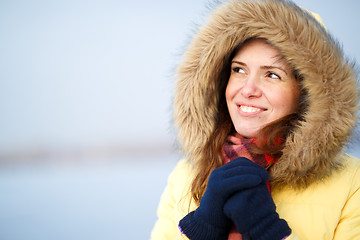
222, 133, 276, 168
222, 133, 278, 240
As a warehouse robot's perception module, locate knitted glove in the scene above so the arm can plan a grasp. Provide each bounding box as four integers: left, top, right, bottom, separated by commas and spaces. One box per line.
179, 158, 269, 240
224, 182, 291, 240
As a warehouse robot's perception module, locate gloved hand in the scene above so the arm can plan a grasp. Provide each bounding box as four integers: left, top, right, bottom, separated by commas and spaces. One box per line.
179, 157, 269, 240
224, 182, 292, 240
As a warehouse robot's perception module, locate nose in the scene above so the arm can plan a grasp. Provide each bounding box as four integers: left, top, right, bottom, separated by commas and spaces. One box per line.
240, 74, 262, 98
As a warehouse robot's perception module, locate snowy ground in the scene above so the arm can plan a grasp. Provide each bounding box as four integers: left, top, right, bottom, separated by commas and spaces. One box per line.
0, 147, 359, 240
0, 154, 179, 240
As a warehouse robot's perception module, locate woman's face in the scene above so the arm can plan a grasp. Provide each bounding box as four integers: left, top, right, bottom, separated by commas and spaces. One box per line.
226, 39, 300, 138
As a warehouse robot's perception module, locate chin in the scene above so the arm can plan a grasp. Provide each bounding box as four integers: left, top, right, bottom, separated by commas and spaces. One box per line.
235, 128, 258, 139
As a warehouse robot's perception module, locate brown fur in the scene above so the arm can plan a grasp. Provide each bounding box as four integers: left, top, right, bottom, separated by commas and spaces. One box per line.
173, 0, 359, 192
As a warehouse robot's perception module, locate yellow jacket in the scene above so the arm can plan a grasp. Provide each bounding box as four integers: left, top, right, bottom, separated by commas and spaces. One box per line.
152, 0, 360, 239
151, 154, 360, 240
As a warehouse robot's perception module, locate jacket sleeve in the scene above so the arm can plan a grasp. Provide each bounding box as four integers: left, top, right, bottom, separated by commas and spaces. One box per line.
332, 161, 360, 239
150, 159, 193, 240
173, 232, 190, 240
284, 232, 300, 240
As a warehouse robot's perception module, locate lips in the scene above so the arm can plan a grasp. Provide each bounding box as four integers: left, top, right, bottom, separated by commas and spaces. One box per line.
237, 104, 266, 116
240, 105, 262, 113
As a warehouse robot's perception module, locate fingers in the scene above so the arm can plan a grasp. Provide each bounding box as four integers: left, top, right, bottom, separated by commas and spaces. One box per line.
210, 157, 269, 182
220, 174, 263, 196
221, 165, 268, 181
206, 158, 269, 197
226, 157, 268, 174
223, 183, 276, 233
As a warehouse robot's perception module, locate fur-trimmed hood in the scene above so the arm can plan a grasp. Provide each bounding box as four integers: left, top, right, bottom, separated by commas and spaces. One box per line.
173, 0, 359, 188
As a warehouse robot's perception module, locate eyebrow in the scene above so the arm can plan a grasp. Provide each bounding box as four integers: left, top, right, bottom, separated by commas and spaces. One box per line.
231, 61, 288, 76
261, 65, 288, 76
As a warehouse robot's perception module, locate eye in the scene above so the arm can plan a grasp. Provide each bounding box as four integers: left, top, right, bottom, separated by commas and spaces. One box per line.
267, 72, 281, 80
232, 67, 245, 73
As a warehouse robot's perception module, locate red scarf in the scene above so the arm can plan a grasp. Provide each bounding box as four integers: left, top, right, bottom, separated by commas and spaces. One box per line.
222, 133, 278, 240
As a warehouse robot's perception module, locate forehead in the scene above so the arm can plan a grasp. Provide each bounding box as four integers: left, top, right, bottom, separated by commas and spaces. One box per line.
233, 39, 286, 66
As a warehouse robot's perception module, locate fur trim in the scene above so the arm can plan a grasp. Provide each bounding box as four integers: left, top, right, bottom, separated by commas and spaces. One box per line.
173, 0, 359, 187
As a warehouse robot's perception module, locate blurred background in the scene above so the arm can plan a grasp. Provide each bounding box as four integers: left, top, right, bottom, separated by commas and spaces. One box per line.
0, 0, 359, 239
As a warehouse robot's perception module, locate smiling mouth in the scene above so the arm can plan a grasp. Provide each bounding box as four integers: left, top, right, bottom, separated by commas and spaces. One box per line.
240, 105, 263, 113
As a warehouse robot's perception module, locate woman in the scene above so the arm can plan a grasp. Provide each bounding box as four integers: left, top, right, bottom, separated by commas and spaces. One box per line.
151, 0, 360, 239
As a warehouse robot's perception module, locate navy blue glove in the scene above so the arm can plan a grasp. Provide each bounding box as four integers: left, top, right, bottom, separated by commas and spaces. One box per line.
179, 158, 269, 240
224, 182, 291, 240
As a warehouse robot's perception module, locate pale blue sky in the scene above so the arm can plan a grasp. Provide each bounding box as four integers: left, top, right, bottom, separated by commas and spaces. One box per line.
0, 0, 359, 156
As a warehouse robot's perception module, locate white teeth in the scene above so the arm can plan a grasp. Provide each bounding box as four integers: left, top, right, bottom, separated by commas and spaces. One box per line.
240, 105, 261, 113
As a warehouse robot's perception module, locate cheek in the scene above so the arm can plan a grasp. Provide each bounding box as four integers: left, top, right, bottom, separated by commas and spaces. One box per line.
288, 85, 301, 111
274, 87, 300, 114
225, 78, 236, 102
225, 84, 231, 104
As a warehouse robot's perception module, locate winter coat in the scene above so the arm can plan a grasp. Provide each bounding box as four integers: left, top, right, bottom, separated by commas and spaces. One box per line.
151, 155, 360, 239
151, 0, 359, 239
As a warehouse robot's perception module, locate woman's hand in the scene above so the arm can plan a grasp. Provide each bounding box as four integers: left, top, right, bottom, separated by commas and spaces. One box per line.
224, 182, 291, 240
179, 158, 269, 240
